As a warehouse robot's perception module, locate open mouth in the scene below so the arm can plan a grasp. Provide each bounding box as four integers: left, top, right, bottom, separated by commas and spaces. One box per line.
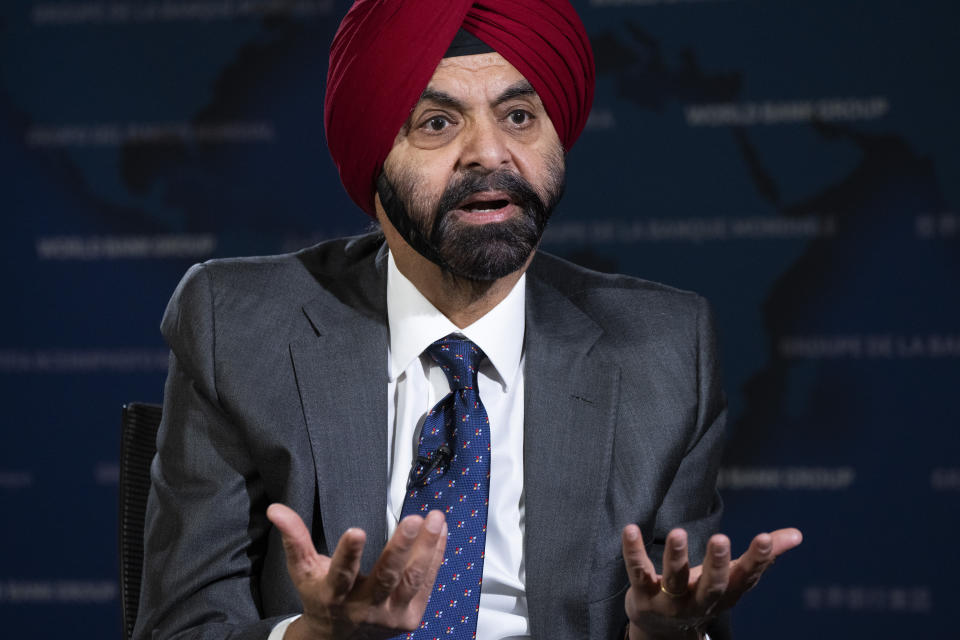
456, 193, 512, 213
462, 199, 509, 212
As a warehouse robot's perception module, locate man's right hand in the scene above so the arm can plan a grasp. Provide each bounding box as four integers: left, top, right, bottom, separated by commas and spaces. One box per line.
266, 503, 447, 640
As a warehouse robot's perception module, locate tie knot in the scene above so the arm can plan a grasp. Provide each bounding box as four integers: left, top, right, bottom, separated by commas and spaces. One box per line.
426, 336, 485, 391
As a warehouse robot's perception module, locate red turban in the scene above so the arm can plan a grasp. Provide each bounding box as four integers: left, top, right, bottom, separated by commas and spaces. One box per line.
324, 0, 596, 216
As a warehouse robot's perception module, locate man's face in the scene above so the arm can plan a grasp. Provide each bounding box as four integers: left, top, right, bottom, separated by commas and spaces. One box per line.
377, 52, 565, 281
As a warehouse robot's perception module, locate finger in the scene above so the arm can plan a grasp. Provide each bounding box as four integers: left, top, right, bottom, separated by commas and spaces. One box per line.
325, 526, 368, 599
726, 528, 803, 602
726, 532, 772, 596
769, 527, 803, 556
409, 516, 448, 614
428, 517, 448, 582
392, 510, 446, 605
660, 528, 690, 598
622, 525, 657, 593
367, 515, 424, 604
694, 534, 730, 610
267, 503, 325, 577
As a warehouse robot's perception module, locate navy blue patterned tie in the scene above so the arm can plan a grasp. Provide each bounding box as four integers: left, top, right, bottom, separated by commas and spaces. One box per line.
397, 335, 490, 640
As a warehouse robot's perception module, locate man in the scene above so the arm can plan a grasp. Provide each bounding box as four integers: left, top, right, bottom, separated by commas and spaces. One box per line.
135, 1, 801, 639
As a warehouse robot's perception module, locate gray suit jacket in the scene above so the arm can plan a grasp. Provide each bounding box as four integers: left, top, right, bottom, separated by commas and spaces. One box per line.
135, 232, 727, 640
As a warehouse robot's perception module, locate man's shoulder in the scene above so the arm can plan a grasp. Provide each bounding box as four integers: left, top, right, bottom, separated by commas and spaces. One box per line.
161, 232, 386, 337
527, 250, 717, 373
529, 249, 705, 315
192, 231, 383, 288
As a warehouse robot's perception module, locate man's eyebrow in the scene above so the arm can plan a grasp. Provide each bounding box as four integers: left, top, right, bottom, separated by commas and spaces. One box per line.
413, 80, 538, 113
492, 80, 537, 108
415, 88, 466, 112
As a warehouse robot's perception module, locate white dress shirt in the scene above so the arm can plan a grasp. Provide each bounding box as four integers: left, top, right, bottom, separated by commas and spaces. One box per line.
272, 251, 531, 639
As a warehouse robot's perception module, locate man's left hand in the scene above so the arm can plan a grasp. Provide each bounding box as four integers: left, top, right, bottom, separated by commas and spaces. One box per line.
621, 525, 803, 639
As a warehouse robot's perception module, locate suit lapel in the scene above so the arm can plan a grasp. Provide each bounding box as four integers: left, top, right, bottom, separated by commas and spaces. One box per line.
289, 244, 389, 573
523, 270, 620, 637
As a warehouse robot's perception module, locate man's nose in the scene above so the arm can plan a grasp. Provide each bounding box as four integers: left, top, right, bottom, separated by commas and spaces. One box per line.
457, 117, 513, 173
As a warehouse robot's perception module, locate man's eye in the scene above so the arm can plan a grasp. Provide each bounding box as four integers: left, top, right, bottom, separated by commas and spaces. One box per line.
425, 116, 450, 132
508, 110, 532, 126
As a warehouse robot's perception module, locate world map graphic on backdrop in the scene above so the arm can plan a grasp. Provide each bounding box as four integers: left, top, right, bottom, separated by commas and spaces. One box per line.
590, 18, 954, 453
1, 1, 957, 637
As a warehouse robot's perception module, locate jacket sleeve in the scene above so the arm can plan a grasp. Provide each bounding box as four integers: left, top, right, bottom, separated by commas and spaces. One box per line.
648, 295, 726, 567
647, 295, 731, 640
133, 263, 290, 640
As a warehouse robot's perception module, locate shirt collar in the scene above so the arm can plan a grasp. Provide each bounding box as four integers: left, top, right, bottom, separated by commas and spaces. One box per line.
386, 250, 526, 391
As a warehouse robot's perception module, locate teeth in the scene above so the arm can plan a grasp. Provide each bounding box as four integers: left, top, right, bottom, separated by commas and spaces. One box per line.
463, 200, 508, 212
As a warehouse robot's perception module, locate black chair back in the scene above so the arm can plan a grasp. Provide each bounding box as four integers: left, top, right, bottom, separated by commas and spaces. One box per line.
119, 402, 162, 640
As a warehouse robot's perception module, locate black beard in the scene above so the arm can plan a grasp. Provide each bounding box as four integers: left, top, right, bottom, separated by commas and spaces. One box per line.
377, 157, 565, 282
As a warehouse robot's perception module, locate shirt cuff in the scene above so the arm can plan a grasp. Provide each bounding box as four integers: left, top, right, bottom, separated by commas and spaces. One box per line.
268, 614, 301, 640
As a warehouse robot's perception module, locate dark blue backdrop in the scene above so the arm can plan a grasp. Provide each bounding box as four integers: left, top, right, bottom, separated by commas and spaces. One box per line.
2, 0, 958, 637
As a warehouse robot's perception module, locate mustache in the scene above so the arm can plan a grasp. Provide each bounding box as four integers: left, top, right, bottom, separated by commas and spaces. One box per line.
431, 170, 547, 233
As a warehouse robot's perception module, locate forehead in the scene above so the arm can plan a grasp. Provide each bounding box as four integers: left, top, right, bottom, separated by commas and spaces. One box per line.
423, 52, 531, 98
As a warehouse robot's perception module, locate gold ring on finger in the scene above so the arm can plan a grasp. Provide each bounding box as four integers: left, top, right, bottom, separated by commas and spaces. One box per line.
659, 581, 687, 598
